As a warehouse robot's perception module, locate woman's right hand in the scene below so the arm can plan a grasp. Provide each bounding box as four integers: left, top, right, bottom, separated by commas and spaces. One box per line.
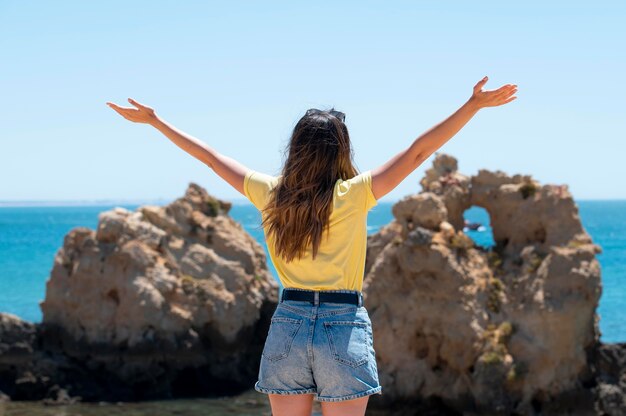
470, 76, 518, 109
106, 98, 158, 124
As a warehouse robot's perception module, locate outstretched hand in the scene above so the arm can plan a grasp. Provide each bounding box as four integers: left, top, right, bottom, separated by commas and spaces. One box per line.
106, 98, 158, 124
470, 76, 517, 109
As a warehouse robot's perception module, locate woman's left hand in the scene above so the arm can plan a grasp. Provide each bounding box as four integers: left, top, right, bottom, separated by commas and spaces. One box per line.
106, 98, 158, 124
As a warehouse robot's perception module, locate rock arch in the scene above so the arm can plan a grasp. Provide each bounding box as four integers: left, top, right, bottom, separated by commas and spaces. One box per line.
363, 152, 602, 414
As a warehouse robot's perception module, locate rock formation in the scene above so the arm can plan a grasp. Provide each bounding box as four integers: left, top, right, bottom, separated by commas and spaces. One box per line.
0, 155, 624, 415
363, 152, 623, 415
0, 183, 278, 401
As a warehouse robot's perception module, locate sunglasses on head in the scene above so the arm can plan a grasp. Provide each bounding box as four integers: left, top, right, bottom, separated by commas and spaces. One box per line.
305, 108, 346, 123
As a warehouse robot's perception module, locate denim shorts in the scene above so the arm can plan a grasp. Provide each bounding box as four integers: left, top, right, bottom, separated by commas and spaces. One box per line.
254, 288, 383, 402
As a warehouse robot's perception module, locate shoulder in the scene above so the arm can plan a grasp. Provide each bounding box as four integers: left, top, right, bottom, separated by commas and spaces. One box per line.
337, 170, 378, 211
244, 170, 280, 187
339, 170, 374, 191
346, 170, 373, 186
244, 170, 280, 210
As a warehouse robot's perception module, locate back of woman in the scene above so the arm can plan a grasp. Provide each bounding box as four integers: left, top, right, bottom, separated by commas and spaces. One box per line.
243, 109, 386, 412
244, 167, 377, 292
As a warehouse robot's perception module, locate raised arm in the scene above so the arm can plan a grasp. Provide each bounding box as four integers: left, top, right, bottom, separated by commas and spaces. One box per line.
106, 98, 250, 196
370, 76, 518, 200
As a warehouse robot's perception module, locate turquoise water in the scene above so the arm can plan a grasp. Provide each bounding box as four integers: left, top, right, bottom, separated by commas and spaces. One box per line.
0, 200, 623, 342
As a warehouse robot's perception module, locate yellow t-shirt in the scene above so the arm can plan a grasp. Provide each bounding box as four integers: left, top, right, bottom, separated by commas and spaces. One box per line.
243, 169, 378, 292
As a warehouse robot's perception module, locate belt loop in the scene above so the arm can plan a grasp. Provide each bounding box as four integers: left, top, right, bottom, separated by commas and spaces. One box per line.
314, 291, 319, 306
280, 289, 284, 303
358, 292, 363, 307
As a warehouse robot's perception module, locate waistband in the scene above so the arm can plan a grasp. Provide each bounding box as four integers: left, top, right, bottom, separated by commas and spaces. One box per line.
280, 288, 364, 307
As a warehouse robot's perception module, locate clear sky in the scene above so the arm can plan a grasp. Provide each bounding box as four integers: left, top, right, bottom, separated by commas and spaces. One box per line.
1, 1, 624, 203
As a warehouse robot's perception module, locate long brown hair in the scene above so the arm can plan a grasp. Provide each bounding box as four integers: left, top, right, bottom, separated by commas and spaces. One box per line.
261, 108, 359, 263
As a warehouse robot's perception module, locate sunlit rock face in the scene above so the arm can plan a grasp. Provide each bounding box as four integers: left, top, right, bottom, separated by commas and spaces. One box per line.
33, 183, 278, 400
364, 152, 604, 414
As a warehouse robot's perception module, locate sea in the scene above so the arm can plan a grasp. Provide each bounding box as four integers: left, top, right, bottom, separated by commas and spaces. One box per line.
0, 199, 624, 414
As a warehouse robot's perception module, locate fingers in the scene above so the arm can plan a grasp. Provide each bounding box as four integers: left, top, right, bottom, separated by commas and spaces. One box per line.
501, 84, 517, 92
106, 102, 131, 111
106, 102, 136, 120
128, 97, 143, 109
491, 84, 516, 93
495, 86, 517, 98
490, 85, 517, 101
494, 88, 518, 106
482, 83, 517, 96
504, 86, 518, 98
473, 76, 488, 92
128, 98, 153, 112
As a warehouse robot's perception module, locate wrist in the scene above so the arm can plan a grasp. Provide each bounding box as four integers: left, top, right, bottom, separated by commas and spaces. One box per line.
466, 96, 482, 112
149, 113, 164, 128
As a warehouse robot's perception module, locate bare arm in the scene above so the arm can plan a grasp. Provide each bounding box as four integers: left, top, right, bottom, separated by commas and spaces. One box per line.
150, 116, 249, 195
370, 76, 518, 200
106, 99, 250, 196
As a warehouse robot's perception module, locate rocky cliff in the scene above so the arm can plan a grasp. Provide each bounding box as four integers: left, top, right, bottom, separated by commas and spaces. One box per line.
0, 183, 278, 402
363, 153, 622, 415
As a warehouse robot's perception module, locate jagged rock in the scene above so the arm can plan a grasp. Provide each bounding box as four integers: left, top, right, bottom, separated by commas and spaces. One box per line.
42, 384, 81, 405
592, 343, 626, 416
364, 152, 606, 415
0, 313, 36, 359
0, 182, 278, 401
419, 153, 471, 231
0, 314, 50, 400
392, 193, 448, 232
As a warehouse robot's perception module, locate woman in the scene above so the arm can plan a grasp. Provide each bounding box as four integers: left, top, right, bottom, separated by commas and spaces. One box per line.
107, 76, 517, 416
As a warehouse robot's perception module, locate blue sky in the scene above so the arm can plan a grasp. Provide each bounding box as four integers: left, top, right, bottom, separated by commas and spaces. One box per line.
1, 1, 624, 203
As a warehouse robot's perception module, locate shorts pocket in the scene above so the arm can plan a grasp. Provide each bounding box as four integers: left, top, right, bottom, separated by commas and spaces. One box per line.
323, 320, 370, 368
262, 316, 303, 362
